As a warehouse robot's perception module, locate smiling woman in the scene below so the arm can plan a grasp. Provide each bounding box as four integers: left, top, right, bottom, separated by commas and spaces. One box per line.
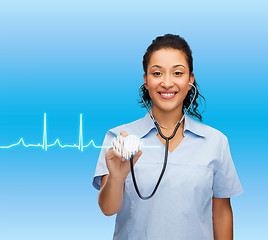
143, 48, 195, 123
140, 34, 205, 122
92, 34, 243, 240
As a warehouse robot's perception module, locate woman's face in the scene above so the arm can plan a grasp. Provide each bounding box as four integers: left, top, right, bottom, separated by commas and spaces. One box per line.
143, 48, 195, 113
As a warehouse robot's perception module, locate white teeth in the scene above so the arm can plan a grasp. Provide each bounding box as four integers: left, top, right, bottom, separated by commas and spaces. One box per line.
160, 92, 175, 97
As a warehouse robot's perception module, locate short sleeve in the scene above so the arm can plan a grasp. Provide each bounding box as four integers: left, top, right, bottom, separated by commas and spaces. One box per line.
92, 130, 116, 190
212, 136, 243, 198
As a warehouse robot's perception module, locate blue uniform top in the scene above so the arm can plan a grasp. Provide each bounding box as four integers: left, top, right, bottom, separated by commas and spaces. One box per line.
92, 112, 243, 240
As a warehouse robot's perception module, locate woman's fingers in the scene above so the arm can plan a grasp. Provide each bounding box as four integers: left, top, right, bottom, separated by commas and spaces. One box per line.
106, 147, 123, 160
111, 131, 128, 159
120, 131, 128, 137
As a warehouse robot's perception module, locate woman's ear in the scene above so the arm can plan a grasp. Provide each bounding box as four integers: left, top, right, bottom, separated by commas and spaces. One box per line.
188, 73, 195, 90
143, 74, 149, 90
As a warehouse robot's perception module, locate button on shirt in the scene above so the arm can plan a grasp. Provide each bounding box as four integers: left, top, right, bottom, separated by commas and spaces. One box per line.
93, 112, 243, 240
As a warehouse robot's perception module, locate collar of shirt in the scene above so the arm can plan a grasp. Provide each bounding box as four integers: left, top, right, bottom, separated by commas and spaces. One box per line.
138, 110, 206, 139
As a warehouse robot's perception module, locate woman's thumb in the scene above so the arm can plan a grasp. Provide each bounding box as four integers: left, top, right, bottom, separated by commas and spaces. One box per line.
132, 150, 142, 165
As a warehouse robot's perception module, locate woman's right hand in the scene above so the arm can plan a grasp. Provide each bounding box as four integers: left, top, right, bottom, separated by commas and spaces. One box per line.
105, 131, 142, 182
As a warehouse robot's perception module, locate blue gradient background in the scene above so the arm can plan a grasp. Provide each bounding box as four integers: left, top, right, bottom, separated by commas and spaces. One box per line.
0, 0, 267, 239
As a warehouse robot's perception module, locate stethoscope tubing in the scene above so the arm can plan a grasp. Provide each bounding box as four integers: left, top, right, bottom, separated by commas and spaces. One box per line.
129, 82, 197, 200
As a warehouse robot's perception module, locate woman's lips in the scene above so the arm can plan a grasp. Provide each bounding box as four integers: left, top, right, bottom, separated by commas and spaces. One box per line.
158, 92, 177, 99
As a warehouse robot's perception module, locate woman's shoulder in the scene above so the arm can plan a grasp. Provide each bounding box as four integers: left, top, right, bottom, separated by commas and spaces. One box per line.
187, 115, 228, 142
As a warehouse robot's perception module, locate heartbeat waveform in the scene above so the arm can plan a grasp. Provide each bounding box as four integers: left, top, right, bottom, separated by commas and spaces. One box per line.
0, 114, 161, 151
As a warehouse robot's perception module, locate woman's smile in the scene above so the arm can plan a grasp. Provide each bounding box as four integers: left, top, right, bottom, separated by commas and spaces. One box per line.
158, 91, 178, 99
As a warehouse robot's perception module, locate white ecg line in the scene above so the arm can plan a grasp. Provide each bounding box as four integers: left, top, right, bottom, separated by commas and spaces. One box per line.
0, 114, 161, 151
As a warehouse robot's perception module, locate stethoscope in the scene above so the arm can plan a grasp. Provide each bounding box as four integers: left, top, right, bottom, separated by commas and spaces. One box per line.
128, 82, 197, 200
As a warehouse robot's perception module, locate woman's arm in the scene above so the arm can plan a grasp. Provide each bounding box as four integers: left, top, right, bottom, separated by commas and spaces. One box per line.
212, 197, 233, 240
98, 151, 142, 216
98, 174, 125, 216
97, 131, 142, 216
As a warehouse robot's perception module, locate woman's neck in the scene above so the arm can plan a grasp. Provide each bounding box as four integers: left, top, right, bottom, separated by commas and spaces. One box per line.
151, 105, 184, 129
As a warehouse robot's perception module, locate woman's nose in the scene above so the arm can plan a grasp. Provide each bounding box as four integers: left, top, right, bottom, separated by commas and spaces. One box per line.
161, 74, 174, 88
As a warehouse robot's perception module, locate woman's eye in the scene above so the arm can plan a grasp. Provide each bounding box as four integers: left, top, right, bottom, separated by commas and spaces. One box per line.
174, 72, 183, 76
153, 72, 161, 76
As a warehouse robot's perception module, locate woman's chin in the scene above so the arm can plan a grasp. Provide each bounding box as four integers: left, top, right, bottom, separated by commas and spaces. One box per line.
153, 103, 182, 113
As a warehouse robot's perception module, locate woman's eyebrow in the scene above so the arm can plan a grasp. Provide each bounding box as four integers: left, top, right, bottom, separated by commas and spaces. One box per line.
150, 64, 186, 69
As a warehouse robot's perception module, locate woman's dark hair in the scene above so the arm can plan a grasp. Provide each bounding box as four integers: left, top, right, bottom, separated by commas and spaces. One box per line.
139, 33, 206, 122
